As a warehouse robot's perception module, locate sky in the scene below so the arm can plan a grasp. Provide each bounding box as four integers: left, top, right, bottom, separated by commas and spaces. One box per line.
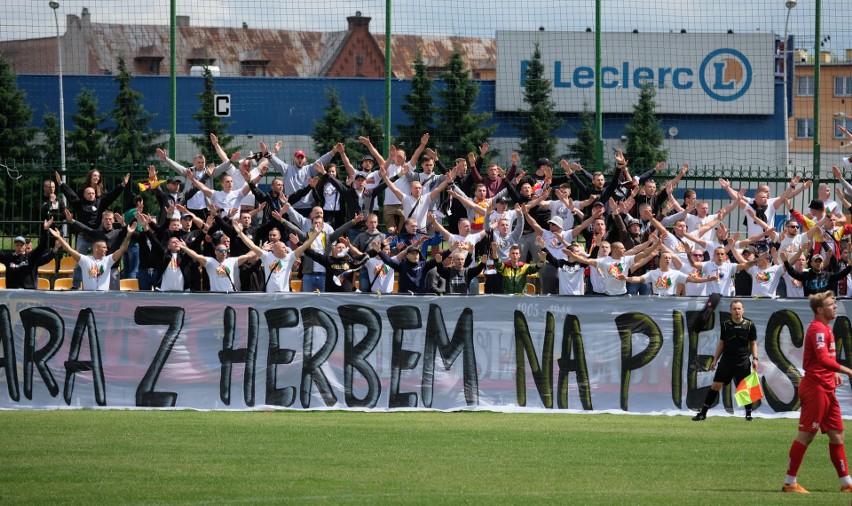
2, 0, 850, 56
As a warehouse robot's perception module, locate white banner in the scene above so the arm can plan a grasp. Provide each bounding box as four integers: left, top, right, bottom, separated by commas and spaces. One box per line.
0, 292, 850, 416
496, 31, 776, 114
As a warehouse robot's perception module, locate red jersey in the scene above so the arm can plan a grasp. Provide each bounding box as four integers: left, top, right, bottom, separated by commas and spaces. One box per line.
802, 319, 841, 392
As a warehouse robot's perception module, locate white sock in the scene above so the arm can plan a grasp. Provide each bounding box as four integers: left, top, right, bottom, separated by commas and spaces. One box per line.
840, 475, 852, 487
784, 475, 797, 486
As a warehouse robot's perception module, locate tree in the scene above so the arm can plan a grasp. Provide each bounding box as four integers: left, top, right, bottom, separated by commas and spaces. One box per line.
568, 103, 598, 170
434, 52, 496, 162
0, 55, 37, 161
346, 97, 384, 161
37, 110, 61, 167
624, 83, 668, 172
67, 88, 107, 165
395, 56, 434, 153
312, 87, 350, 159
518, 42, 561, 168
191, 66, 238, 164
109, 55, 160, 168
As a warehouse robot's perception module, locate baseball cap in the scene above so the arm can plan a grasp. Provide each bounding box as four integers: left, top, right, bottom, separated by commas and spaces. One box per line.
405, 246, 422, 257
536, 157, 553, 168
625, 216, 641, 227
167, 177, 182, 185
811, 253, 825, 262
354, 171, 368, 180
294, 150, 306, 158
494, 196, 509, 205
742, 246, 757, 256
180, 213, 193, 220
361, 154, 376, 164
808, 199, 825, 211
547, 216, 564, 228
592, 201, 606, 208
13, 236, 25, 244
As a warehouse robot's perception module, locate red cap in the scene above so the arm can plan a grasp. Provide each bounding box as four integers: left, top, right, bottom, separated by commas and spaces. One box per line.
294, 150, 306, 158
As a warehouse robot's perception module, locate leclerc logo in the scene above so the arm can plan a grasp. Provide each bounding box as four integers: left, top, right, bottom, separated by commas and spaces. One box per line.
699, 48, 752, 102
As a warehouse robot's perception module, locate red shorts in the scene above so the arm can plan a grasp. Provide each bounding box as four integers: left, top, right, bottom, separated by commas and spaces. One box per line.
798, 380, 844, 433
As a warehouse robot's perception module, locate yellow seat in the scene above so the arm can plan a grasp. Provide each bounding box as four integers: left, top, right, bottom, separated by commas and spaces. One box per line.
37, 278, 50, 290
478, 283, 485, 294
38, 258, 56, 276
0, 264, 5, 275
56, 256, 76, 276
53, 278, 75, 290
525, 283, 537, 295
119, 279, 139, 291
393, 280, 399, 293
0, 278, 5, 289
290, 279, 302, 292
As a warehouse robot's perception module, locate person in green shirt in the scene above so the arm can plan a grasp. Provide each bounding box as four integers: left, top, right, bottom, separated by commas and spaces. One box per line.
492, 242, 546, 294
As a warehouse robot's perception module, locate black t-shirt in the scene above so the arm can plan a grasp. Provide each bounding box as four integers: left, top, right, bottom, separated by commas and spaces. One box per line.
719, 317, 757, 362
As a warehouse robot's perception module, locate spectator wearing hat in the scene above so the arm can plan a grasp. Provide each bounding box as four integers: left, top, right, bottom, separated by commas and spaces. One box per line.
521, 205, 603, 295
784, 242, 852, 296
156, 144, 232, 222
262, 139, 335, 218
789, 203, 852, 261
0, 222, 55, 289
372, 242, 446, 294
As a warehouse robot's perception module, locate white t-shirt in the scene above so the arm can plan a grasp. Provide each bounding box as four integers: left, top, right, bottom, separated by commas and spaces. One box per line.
684, 213, 717, 242
160, 252, 185, 291
642, 268, 688, 297
261, 250, 297, 293
364, 256, 395, 293
556, 261, 585, 295
783, 270, 805, 298
448, 232, 483, 257
596, 255, 635, 295
78, 254, 116, 291
748, 263, 785, 298
743, 197, 780, 237
548, 200, 575, 231
204, 257, 239, 292
778, 234, 806, 262
679, 263, 706, 296
382, 163, 406, 205
541, 230, 574, 260
700, 261, 738, 296
402, 193, 435, 230
212, 188, 247, 217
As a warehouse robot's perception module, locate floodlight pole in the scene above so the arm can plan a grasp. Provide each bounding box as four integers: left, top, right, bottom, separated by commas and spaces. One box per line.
782, 0, 796, 176
812, 0, 822, 199
384, 0, 392, 154
169, 0, 177, 157
49, 1, 66, 181
594, 0, 603, 170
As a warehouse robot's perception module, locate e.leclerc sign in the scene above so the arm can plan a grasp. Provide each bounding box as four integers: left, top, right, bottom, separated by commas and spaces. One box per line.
496, 31, 774, 115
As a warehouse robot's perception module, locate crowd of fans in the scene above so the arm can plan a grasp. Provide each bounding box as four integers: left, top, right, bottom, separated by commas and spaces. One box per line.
5, 125, 852, 297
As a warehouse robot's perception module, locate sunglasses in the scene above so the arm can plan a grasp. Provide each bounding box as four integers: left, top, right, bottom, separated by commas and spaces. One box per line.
787, 225, 799, 229
216, 248, 229, 253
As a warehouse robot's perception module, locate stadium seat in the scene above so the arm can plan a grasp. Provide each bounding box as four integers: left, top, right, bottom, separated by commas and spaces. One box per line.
479, 283, 485, 294
57, 256, 76, 276
393, 280, 399, 293
37, 278, 50, 290
290, 279, 302, 292
119, 279, 139, 291
53, 278, 75, 290
0, 278, 5, 289
37, 258, 56, 276
0, 264, 5, 275
525, 283, 537, 295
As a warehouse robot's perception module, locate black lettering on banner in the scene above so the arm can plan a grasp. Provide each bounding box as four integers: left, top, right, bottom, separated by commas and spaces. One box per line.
21, 307, 64, 400
64, 308, 106, 406
263, 308, 299, 407
686, 309, 716, 411
670, 311, 685, 409
0, 305, 20, 401
834, 316, 852, 395
422, 304, 478, 408
764, 309, 803, 412
134, 306, 185, 407
556, 314, 592, 410
386, 305, 422, 408
300, 307, 338, 408
219, 306, 259, 407
514, 310, 554, 408
338, 304, 382, 408
615, 312, 663, 411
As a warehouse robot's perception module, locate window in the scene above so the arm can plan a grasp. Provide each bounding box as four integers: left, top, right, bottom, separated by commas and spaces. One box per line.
836, 76, 852, 97
796, 118, 814, 138
836, 117, 851, 138
797, 76, 814, 96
